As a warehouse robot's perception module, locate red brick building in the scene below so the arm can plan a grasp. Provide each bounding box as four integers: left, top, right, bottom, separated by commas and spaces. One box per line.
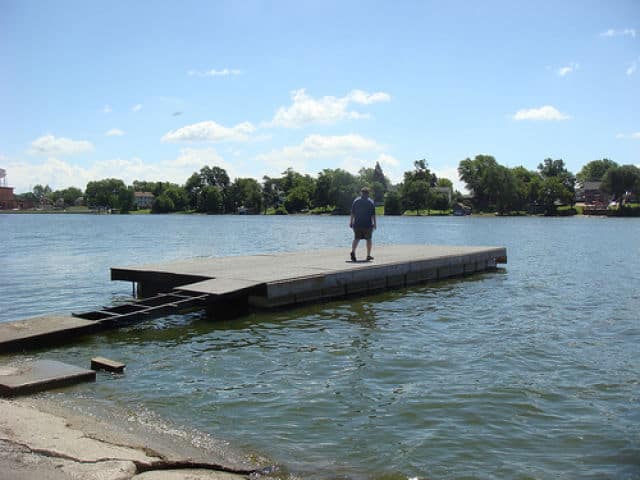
0, 185, 16, 210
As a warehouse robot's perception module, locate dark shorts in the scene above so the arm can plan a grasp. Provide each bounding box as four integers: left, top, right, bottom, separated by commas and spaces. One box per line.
353, 227, 373, 240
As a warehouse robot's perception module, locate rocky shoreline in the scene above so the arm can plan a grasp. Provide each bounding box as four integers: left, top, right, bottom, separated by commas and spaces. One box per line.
0, 396, 276, 480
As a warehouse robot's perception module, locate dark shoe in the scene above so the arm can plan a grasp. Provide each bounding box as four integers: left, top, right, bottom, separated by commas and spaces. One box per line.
366, 255, 374, 261
350, 251, 356, 262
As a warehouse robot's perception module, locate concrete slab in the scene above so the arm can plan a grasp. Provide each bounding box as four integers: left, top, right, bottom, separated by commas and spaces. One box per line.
0, 360, 96, 397
0, 315, 99, 353
114, 244, 507, 302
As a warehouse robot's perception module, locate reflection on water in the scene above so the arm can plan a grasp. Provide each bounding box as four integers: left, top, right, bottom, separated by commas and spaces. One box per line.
2, 213, 640, 479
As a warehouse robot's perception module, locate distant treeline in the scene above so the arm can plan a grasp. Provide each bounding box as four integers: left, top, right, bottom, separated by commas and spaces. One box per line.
14, 156, 640, 216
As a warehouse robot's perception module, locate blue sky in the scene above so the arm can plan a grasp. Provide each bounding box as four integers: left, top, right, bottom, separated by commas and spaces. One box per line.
1, 0, 638, 193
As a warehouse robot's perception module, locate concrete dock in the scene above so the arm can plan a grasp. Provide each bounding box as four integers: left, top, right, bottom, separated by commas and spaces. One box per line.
112, 244, 507, 308
1, 244, 506, 353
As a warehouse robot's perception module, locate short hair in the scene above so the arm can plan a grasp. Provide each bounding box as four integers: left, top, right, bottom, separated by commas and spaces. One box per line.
360, 186, 370, 193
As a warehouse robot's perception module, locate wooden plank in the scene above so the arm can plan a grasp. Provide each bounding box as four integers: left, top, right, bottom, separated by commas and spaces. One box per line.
90, 356, 126, 373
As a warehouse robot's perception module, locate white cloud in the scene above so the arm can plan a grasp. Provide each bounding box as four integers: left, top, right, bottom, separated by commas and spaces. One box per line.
161, 120, 256, 143
29, 135, 94, 156
376, 153, 399, 167
103, 104, 112, 114
6, 148, 240, 193
626, 58, 638, 76
557, 62, 579, 77
256, 133, 382, 172
512, 105, 570, 121
616, 132, 640, 139
347, 89, 392, 105
266, 88, 391, 128
132, 104, 143, 113
105, 128, 125, 137
600, 28, 636, 38
188, 68, 241, 77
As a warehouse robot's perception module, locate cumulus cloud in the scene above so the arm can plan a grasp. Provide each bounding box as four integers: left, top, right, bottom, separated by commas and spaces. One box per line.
600, 28, 636, 38
105, 128, 124, 137
256, 133, 382, 172
512, 105, 570, 121
188, 68, 241, 77
266, 88, 391, 128
161, 120, 256, 143
132, 104, 143, 113
29, 135, 94, 156
627, 58, 638, 76
557, 62, 579, 77
6, 148, 240, 193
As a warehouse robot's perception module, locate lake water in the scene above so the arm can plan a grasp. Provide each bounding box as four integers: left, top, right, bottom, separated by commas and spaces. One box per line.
1, 213, 639, 479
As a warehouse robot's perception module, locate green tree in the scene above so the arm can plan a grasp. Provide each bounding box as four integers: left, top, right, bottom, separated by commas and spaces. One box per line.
85, 178, 133, 213
200, 185, 223, 213
185, 173, 204, 210
358, 163, 389, 204
383, 190, 403, 215
576, 159, 619, 186
285, 185, 311, 213
163, 184, 189, 211
132, 180, 162, 196
61, 187, 83, 206
457, 155, 499, 211
186, 165, 231, 213
50, 186, 83, 207
228, 178, 263, 213
262, 175, 283, 213
152, 194, 175, 213
537, 158, 575, 210
329, 169, 359, 213
313, 169, 334, 210
511, 166, 542, 212
601, 164, 640, 209
32, 184, 52, 206
488, 165, 517, 214
373, 161, 390, 192
401, 160, 434, 215
539, 176, 573, 215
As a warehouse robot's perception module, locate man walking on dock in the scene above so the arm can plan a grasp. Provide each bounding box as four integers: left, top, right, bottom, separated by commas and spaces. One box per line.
350, 186, 376, 262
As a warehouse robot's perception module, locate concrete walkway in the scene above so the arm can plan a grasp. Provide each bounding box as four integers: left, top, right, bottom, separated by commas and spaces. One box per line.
0, 398, 270, 480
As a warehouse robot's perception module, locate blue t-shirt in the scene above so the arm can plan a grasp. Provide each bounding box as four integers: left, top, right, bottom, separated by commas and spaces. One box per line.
351, 196, 375, 228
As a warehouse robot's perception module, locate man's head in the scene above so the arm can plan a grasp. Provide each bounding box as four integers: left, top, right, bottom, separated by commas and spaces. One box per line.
360, 186, 370, 197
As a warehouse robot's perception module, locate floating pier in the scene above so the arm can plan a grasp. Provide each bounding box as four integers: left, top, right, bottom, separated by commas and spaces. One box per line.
111, 244, 507, 308
1, 244, 506, 353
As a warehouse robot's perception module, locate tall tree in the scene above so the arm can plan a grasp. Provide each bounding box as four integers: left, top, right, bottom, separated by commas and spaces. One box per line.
228, 177, 263, 213
402, 160, 434, 215
601, 165, 640, 209
457, 155, 499, 211
186, 165, 231, 213
537, 158, 576, 210
85, 178, 133, 213
576, 159, 619, 186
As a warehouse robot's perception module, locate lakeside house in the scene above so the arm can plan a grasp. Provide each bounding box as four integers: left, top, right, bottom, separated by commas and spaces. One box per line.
582, 181, 607, 205
134, 191, 155, 209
